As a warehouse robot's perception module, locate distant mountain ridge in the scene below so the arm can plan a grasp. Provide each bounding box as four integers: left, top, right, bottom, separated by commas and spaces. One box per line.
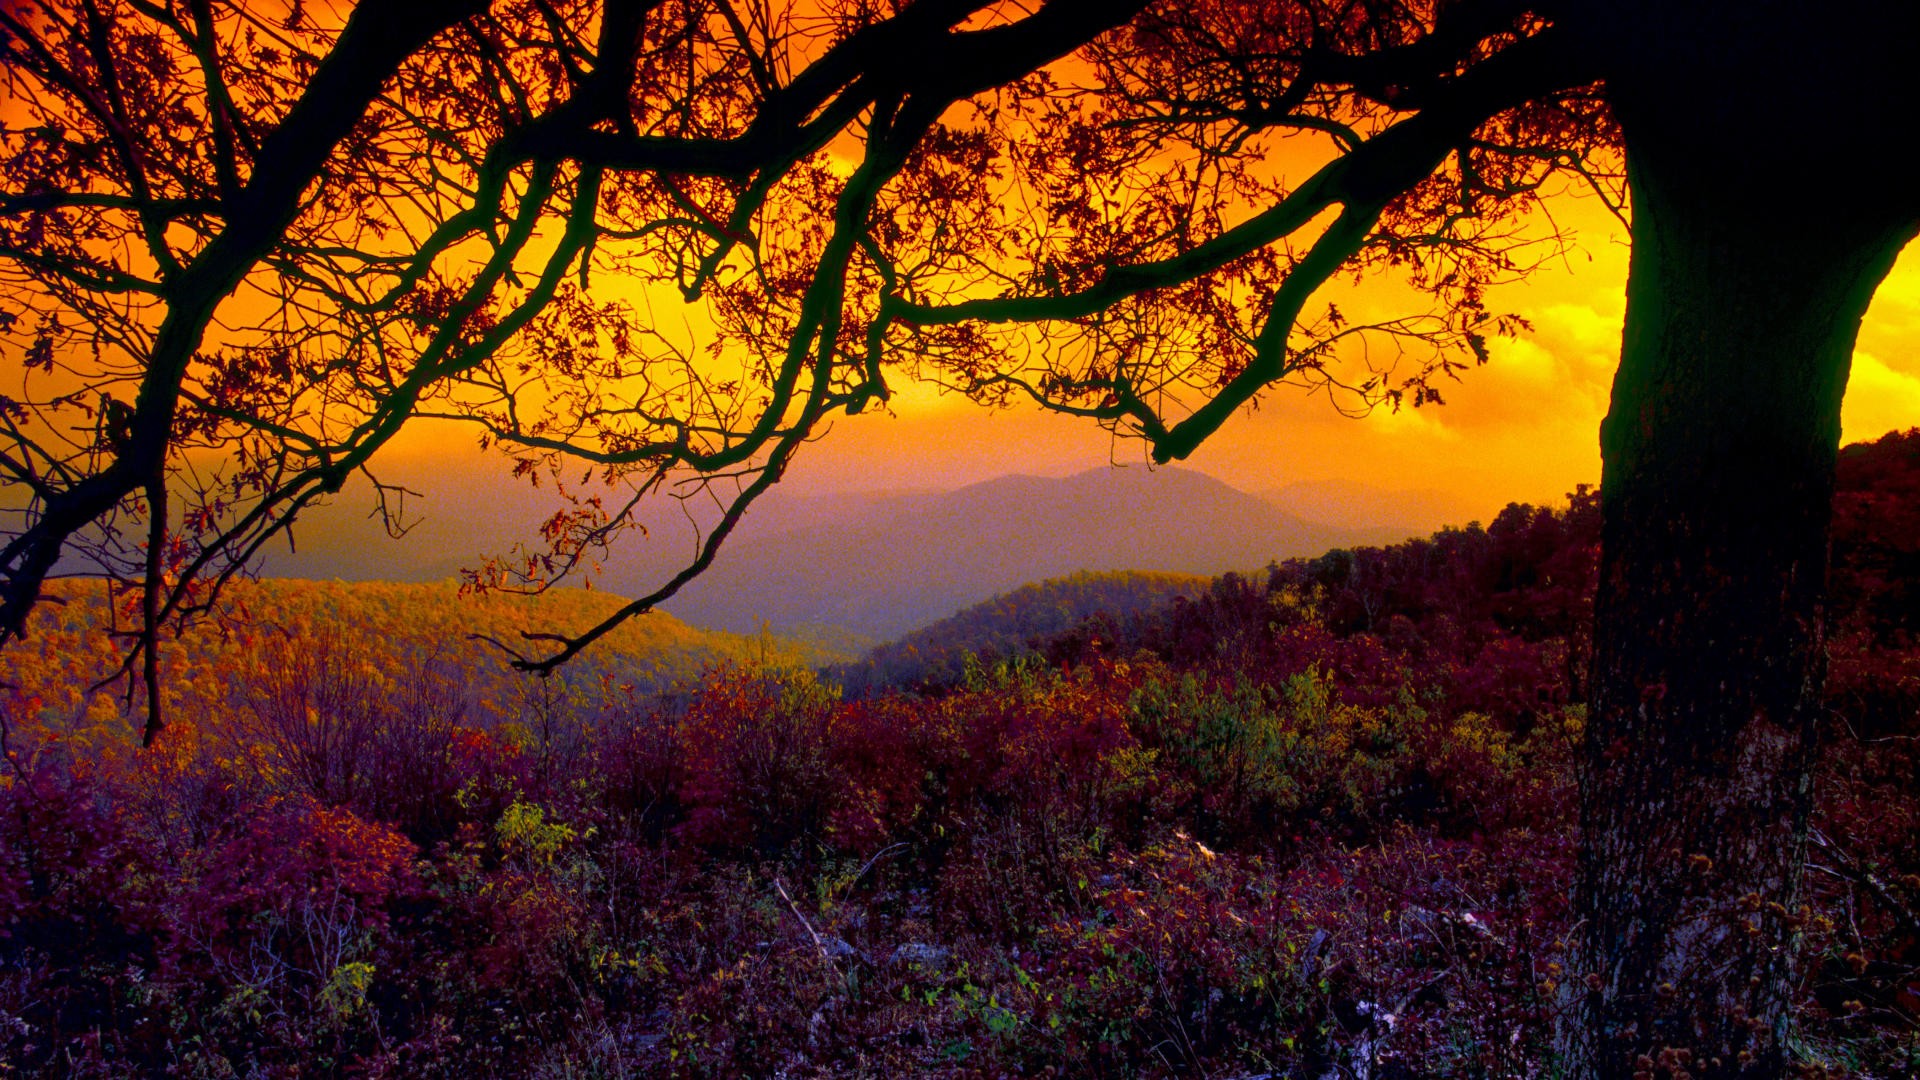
258, 463, 1426, 642
639, 468, 1380, 640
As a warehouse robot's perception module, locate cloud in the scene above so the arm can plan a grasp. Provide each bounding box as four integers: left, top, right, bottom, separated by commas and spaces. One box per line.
1844, 351, 1920, 442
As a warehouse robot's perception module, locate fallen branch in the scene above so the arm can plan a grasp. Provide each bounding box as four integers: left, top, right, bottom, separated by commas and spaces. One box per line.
774, 876, 841, 972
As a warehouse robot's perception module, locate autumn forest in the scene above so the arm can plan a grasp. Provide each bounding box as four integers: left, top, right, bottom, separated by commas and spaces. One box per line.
4, 1, 1920, 1077
0, 431, 1915, 1076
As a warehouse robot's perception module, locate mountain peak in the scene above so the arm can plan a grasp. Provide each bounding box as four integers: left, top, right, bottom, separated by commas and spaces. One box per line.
646, 467, 1363, 639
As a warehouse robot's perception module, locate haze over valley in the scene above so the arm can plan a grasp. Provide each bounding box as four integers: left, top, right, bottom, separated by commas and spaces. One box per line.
258, 462, 1470, 642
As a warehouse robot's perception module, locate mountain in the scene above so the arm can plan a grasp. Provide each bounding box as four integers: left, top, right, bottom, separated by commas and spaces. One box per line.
253, 454, 617, 584
256, 462, 1395, 642
638, 468, 1370, 640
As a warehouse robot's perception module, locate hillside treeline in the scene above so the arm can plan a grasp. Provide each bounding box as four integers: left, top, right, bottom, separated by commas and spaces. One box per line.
0, 578, 828, 769
833, 570, 1211, 696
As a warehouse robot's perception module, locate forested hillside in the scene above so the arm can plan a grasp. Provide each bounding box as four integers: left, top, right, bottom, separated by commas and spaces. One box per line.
0, 579, 835, 767
833, 570, 1211, 695
3, 434, 1917, 1077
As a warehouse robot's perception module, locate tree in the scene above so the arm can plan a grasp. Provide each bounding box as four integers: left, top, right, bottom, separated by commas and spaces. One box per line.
2, 1, 1915, 1075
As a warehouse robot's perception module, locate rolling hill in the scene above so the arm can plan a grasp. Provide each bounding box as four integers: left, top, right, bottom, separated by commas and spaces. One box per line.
256, 463, 1411, 642
0, 578, 834, 754
830, 569, 1212, 694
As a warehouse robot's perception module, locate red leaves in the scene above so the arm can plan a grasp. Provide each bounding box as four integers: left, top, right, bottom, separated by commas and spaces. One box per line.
0, 470, 1915, 1073
673, 664, 844, 852
183, 795, 417, 934
0, 758, 148, 939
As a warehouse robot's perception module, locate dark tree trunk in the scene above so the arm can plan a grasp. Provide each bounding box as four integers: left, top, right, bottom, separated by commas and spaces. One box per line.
1564, 154, 1912, 1080
1558, 4, 1919, 1074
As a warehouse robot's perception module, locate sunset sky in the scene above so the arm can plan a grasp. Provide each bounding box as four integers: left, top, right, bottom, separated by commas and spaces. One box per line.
380, 181, 1920, 530
13, 0, 1920, 582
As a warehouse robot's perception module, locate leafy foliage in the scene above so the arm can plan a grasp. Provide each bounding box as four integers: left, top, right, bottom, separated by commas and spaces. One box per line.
0, 577, 832, 765
2, 433, 1918, 1076
0, 0, 1616, 698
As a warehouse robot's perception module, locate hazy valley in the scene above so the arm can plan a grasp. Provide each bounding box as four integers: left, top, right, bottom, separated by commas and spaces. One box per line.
258, 464, 1443, 642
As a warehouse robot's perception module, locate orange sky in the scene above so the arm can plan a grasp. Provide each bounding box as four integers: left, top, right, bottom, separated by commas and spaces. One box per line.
713, 190, 1920, 520
23, 2, 1912, 541
365, 175, 1920, 536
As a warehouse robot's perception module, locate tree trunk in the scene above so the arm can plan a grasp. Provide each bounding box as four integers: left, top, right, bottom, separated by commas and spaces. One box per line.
1558, 8, 1918, 1071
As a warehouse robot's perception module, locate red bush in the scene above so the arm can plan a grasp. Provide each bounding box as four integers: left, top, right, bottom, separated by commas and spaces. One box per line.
675, 664, 845, 853
170, 795, 417, 985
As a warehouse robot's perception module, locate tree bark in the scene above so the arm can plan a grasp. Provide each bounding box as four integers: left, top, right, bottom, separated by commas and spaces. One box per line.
1559, 6, 1919, 1072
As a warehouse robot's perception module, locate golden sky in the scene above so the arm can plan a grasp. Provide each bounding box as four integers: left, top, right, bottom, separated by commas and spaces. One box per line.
761, 187, 1920, 522
366, 176, 1920, 535
29, 0, 1900, 537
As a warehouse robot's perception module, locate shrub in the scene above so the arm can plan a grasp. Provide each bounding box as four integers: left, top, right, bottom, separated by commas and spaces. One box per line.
926, 658, 1141, 936
596, 698, 686, 842
1128, 666, 1405, 845
225, 630, 487, 846
169, 795, 416, 994
676, 664, 844, 854
0, 759, 163, 1072
225, 629, 390, 807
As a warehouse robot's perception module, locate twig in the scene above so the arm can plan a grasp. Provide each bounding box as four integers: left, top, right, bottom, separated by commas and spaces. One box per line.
774, 876, 837, 972
1809, 828, 1920, 939
838, 841, 908, 903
